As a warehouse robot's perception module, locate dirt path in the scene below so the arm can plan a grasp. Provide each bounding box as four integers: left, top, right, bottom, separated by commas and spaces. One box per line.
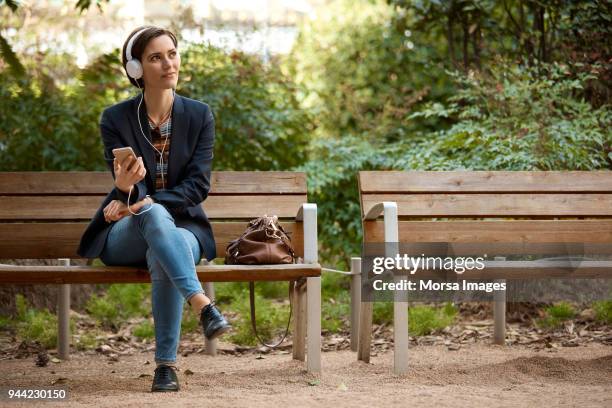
1, 343, 610, 407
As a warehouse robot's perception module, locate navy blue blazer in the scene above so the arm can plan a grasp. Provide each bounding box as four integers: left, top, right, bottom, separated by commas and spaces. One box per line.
77, 93, 217, 261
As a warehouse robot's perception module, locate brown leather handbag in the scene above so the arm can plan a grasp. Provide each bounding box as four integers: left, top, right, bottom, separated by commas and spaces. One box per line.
225, 215, 295, 265
224, 215, 296, 348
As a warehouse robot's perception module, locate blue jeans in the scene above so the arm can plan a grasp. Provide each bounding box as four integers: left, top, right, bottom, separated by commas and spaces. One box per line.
99, 203, 204, 365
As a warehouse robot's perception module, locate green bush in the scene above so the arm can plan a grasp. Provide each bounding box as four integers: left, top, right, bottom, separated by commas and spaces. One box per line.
181, 308, 200, 334
85, 295, 119, 328
0, 315, 12, 330
322, 291, 351, 333
538, 302, 577, 329
1, 42, 311, 173
408, 303, 457, 336
14, 294, 75, 349
300, 62, 612, 267
75, 328, 105, 351
227, 288, 290, 346
85, 283, 150, 328
177, 44, 312, 171
593, 300, 612, 324
373, 302, 394, 325
132, 320, 155, 340
288, 0, 451, 142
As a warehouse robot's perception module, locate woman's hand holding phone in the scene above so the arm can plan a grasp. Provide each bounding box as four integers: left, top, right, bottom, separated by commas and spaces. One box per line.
113, 155, 146, 193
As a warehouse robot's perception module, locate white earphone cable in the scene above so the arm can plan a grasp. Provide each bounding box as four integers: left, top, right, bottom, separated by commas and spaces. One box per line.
125, 82, 175, 216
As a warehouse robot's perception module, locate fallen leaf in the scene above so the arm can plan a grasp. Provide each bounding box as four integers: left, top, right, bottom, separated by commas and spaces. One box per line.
308, 379, 320, 386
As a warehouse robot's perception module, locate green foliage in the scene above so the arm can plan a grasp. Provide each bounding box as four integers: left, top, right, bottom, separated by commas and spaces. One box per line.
1, 42, 311, 172
322, 291, 350, 333
85, 296, 119, 328
288, 0, 451, 142
14, 294, 75, 349
181, 308, 200, 334
408, 303, 457, 336
373, 302, 394, 325
538, 302, 576, 329
132, 320, 155, 340
406, 63, 612, 171
0, 315, 12, 330
75, 328, 105, 351
301, 62, 612, 266
226, 288, 290, 346
369, 302, 458, 335
179, 44, 312, 170
592, 299, 612, 324
85, 283, 150, 328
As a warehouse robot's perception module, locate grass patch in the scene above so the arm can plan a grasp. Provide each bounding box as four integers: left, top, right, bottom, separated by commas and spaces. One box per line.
367, 302, 458, 336
593, 299, 612, 324
132, 320, 155, 340
181, 308, 200, 334
537, 302, 576, 329
14, 294, 75, 348
0, 315, 13, 330
322, 291, 350, 333
373, 302, 393, 325
75, 327, 105, 351
408, 303, 457, 336
86, 283, 150, 328
226, 288, 290, 346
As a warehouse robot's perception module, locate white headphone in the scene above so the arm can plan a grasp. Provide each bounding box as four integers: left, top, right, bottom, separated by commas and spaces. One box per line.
125, 27, 148, 80
124, 27, 175, 216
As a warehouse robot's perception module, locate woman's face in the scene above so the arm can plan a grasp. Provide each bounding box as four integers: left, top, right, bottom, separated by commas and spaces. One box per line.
140, 34, 180, 90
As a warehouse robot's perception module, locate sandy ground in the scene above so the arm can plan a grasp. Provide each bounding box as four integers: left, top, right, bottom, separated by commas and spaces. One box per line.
0, 343, 610, 408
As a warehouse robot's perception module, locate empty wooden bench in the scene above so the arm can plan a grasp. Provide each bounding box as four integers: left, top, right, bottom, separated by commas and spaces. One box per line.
0, 171, 321, 373
356, 170, 612, 374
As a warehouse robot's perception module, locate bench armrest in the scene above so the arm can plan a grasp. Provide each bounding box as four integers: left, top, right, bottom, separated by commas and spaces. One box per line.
363, 201, 398, 242
296, 203, 318, 264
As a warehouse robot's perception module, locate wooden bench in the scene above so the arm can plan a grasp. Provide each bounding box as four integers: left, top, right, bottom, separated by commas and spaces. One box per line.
0, 171, 321, 373
356, 170, 612, 374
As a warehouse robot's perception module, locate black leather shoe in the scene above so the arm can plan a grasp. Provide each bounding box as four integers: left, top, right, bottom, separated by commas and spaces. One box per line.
151, 364, 179, 392
200, 301, 231, 340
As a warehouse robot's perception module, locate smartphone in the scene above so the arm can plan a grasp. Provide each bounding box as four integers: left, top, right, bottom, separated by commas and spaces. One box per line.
112, 146, 137, 163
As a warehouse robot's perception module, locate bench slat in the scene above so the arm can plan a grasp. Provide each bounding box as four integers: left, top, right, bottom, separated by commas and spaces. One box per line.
362, 194, 612, 218
361, 261, 612, 279
0, 263, 321, 284
0, 222, 305, 259
0, 171, 306, 195
364, 220, 612, 245
0, 195, 307, 220
359, 171, 612, 193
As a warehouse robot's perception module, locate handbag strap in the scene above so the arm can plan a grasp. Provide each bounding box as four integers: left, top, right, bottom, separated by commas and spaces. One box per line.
249, 280, 294, 349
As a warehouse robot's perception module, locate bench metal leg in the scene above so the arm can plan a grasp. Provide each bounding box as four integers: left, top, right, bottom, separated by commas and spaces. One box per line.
357, 301, 373, 362
493, 257, 506, 345
306, 276, 321, 373
301, 203, 320, 373
393, 274, 409, 375
292, 279, 307, 361
203, 282, 217, 355
350, 257, 361, 352
58, 258, 71, 360
381, 203, 409, 375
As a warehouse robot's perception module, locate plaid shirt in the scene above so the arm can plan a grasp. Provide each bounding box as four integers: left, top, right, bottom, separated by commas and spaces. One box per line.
148, 115, 172, 191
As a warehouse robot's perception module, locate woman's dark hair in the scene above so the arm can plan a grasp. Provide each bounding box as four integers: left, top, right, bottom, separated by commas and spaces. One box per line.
121, 26, 178, 89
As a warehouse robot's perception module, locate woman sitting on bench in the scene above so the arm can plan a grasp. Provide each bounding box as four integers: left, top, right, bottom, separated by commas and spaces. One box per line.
77, 25, 230, 393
